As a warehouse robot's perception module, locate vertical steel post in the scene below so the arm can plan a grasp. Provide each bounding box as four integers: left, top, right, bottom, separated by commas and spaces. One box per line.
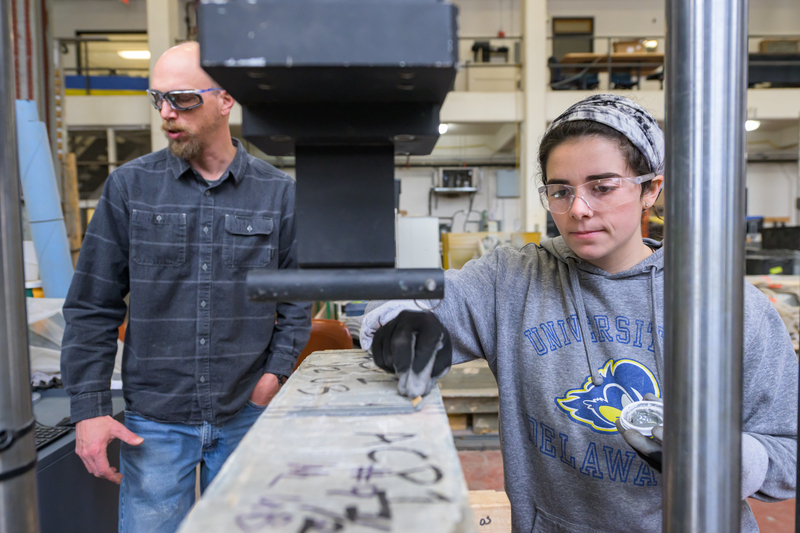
0, 0, 40, 531
796, 116, 800, 225
664, 0, 748, 531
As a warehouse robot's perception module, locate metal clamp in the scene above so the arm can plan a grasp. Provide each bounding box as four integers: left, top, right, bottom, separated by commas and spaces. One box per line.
0, 418, 34, 453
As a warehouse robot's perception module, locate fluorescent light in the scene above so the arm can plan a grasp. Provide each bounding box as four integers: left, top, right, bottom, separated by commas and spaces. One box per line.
117, 50, 151, 60
438, 123, 449, 135
643, 40, 658, 48
745, 120, 761, 131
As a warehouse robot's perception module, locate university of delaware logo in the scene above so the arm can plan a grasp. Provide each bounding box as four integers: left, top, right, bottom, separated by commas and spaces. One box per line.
555, 359, 660, 433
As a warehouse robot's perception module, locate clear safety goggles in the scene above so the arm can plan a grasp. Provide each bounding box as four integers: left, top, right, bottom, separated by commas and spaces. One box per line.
538, 173, 656, 214
146, 88, 223, 111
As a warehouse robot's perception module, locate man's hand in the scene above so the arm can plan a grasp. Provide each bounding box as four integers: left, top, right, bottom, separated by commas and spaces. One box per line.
249, 373, 281, 406
372, 310, 452, 399
75, 416, 143, 484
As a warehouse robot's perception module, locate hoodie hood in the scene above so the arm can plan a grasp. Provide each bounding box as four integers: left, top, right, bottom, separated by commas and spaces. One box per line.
539, 236, 665, 387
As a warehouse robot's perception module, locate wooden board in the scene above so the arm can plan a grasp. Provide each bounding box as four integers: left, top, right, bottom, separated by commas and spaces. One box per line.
439, 360, 498, 397
63, 153, 82, 267
178, 350, 476, 533
449, 414, 469, 431
473, 414, 499, 435
440, 360, 500, 418
469, 490, 511, 533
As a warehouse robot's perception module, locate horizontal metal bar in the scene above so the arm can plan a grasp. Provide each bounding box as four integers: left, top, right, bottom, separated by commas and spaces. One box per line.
247, 268, 445, 302
551, 61, 664, 68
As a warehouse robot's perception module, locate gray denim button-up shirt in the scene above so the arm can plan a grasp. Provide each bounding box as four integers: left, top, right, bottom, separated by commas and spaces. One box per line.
62, 140, 311, 425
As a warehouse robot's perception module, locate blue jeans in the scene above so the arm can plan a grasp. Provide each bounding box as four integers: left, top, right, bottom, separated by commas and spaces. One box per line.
118, 401, 265, 533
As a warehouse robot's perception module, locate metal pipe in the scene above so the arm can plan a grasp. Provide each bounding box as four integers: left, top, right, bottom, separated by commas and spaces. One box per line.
0, 0, 40, 531
664, 0, 748, 531
248, 269, 445, 302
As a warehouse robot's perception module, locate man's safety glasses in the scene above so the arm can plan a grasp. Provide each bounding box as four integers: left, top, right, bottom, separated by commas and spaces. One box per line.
146, 88, 223, 111
538, 173, 656, 214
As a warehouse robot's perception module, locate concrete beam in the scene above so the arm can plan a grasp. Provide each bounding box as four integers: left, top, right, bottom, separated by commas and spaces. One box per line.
177, 350, 476, 533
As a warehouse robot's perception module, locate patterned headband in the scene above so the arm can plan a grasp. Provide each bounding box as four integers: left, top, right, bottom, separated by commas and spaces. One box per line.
545, 94, 665, 175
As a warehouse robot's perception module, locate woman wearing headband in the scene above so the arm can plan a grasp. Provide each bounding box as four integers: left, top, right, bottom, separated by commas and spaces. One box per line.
360, 94, 797, 532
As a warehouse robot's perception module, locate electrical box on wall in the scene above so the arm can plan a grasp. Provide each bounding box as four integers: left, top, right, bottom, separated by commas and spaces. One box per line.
439, 167, 476, 189
496, 169, 519, 198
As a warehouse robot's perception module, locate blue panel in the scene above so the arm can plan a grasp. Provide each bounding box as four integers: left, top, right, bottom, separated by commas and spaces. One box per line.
65, 75, 149, 91
15, 100, 74, 298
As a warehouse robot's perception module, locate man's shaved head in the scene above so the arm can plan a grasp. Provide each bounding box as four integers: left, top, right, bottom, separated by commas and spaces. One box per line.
152, 42, 218, 92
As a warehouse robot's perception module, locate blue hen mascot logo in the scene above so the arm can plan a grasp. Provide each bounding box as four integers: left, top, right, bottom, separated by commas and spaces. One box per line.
556, 359, 660, 433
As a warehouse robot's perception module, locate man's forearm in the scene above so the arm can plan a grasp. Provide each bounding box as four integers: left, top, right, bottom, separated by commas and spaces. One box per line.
264, 301, 312, 376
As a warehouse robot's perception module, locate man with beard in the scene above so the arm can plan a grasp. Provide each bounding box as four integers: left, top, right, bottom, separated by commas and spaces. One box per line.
60, 42, 312, 533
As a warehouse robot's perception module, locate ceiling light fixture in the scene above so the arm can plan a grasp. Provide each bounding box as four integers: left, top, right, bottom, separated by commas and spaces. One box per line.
438, 123, 449, 135
117, 50, 151, 60
745, 120, 760, 132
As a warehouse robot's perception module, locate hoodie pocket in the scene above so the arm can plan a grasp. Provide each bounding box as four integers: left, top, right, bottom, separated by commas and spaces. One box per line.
222, 214, 275, 268
532, 507, 610, 533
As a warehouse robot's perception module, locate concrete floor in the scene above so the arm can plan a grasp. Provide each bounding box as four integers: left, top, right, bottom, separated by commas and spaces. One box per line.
458, 450, 796, 532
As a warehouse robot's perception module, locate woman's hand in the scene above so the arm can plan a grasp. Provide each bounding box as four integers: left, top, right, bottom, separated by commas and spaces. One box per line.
372, 310, 453, 399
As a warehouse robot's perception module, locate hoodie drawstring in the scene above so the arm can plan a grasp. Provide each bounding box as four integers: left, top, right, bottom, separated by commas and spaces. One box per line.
564, 259, 663, 389
649, 265, 664, 386
566, 258, 604, 386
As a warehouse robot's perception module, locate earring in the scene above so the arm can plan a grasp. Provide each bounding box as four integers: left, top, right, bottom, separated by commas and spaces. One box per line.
645, 203, 649, 208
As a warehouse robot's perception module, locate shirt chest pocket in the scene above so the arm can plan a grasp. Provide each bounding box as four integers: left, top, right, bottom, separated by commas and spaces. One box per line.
130, 209, 187, 266
223, 214, 275, 268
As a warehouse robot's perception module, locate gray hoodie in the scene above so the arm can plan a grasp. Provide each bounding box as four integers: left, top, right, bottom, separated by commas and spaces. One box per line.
363, 237, 797, 532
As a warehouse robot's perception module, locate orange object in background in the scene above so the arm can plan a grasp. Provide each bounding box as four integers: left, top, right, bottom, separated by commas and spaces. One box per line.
118, 321, 126, 342
641, 208, 649, 238
294, 319, 353, 371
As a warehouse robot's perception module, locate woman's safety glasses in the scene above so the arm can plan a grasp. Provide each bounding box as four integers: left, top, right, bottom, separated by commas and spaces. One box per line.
538, 173, 656, 214
146, 88, 223, 111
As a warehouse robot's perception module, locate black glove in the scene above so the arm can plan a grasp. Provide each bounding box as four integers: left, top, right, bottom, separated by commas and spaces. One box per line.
615, 393, 663, 473
372, 310, 453, 398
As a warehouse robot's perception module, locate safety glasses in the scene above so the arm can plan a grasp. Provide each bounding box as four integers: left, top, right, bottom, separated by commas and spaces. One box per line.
146, 88, 224, 111
538, 173, 656, 214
